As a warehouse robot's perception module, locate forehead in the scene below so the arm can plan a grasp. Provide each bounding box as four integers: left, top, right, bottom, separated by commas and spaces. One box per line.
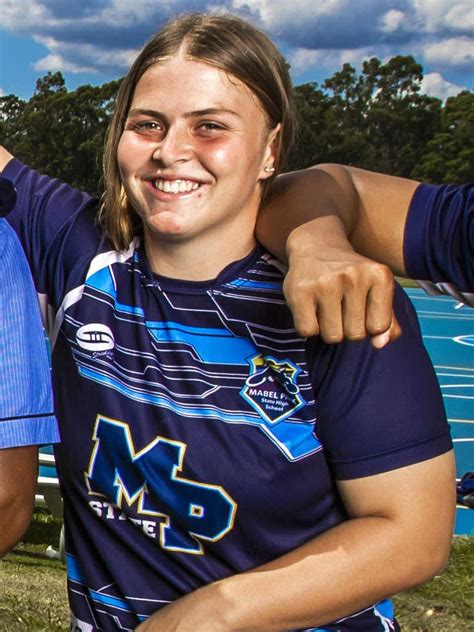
130, 55, 265, 118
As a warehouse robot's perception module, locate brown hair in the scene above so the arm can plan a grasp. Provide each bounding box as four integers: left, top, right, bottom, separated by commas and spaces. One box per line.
100, 12, 297, 250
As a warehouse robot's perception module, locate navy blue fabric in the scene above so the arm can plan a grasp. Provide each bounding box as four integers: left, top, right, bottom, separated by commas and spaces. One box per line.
404, 182, 474, 292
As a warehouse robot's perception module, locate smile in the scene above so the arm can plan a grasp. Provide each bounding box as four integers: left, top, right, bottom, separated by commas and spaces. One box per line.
153, 179, 201, 194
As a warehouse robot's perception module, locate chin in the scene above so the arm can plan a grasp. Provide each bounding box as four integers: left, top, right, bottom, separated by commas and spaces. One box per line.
145, 221, 190, 242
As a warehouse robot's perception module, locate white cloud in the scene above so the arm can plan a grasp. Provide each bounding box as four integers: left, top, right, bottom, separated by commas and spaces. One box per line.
413, 0, 474, 32
0, 0, 473, 88
33, 34, 139, 74
231, 0, 343, 23
423, 37, 474, 68
336, 47, 380, 67
0, 0, 51, 30
444, 2, 474, 30
420, 72, 466, 99
0, 87, 4, 97
33, 54, 97, 74
287, 48, 325, 75
380, 9, 406, 33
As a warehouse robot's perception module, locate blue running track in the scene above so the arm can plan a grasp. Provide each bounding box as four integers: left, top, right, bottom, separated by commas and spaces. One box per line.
406, 288, 474, 536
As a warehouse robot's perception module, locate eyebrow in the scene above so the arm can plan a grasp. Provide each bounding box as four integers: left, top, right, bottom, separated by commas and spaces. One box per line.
127, 107, 241, 119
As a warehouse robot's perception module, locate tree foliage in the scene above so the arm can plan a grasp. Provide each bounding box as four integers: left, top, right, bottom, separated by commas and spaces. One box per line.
413, 91, 474, 184
1, 61, 472, 195
289, 55, 448, 180
0, 71, 120, 196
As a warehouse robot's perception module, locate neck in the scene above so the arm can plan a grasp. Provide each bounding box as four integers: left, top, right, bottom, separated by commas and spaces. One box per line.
144, 230, 257, 281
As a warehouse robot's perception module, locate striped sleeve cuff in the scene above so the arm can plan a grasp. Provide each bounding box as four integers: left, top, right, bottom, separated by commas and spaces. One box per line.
0, 414, 60, 448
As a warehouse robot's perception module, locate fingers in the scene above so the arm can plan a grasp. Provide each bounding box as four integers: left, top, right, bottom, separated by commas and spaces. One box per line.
365, 267, 402, 348
370, 315, 402, 349
283, 261, 400, 346
283, 274, 320, 338
315, 286, 345, 343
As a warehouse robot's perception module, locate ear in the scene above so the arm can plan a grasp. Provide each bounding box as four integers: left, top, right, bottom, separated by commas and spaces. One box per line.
259, 123, 281, 180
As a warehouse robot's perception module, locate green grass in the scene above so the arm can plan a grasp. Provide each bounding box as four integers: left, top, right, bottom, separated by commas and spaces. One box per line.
396, 276, 419, 288
1, 513, 473, 631
0, 513, 68, 631
393, 536, 474, 631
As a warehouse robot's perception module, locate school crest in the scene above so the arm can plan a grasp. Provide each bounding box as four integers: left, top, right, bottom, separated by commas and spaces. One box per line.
240, 354, 306, 424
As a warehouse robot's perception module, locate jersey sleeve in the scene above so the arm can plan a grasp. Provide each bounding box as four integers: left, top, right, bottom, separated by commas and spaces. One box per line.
0, 220, 59, 448
310, 284, 452, 480
2, 158, 99, 314
404, 183, 474, 304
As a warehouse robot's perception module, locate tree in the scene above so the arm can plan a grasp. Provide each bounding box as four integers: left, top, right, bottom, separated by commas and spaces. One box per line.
8, 72, 120, 195
414, 91, 474, 184
0, 94, 26, 150
287, 82, 332, 170
364, 56, 442, 177
289, 56, 443, 177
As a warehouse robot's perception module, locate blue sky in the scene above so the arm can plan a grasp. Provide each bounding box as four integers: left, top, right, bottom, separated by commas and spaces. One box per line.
1, 0, 472, 101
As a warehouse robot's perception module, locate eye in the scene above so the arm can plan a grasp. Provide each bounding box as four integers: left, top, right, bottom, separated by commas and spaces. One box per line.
125, 119, 164, 136
196, 121, 226, 135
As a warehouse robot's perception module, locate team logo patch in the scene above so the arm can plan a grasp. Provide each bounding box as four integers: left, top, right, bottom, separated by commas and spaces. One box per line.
240, 355, 306, 424
76, 323, 115, 352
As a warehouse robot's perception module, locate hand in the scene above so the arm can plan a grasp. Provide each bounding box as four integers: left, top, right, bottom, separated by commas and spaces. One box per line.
284, 218, 401, 348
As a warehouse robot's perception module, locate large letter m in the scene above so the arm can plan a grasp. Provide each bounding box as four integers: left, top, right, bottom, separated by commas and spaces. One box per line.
85, 415, 236, 554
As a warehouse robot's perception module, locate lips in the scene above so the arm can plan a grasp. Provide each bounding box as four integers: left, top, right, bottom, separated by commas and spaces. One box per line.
152, 178, 201, 194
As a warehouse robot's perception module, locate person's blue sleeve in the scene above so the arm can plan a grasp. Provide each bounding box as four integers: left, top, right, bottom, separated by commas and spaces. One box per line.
310, 285, 452, 480
404, 183, 474, 303
0, 219, 60, 448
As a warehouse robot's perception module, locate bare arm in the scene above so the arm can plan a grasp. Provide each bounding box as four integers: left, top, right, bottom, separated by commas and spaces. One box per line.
137, 451, 455, 631
259, 164, 419, 276
319, 165, 419, 276
0, 446, 38, 556
0, 146, 14, 173
257, 166, 419, 343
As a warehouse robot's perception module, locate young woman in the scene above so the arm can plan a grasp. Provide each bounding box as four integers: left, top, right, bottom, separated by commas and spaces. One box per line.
0, 13, 454, 632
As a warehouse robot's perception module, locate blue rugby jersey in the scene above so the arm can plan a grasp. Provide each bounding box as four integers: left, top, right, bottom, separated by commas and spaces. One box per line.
0, 218, 58, 447
405, 183, 474, 305
5, 159, 451, 631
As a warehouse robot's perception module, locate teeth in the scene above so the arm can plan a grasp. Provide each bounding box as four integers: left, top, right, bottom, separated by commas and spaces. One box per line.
153, 179, 200, 194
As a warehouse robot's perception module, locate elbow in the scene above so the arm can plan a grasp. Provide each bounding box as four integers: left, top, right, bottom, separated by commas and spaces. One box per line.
399, 534, 452, 589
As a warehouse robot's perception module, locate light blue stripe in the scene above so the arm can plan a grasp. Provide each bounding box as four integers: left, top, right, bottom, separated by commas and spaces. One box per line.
89, 590, 131, 610
67, 557, 148, 622
87, 266, 144, 316
78, 366, 321, 459
66, 554, 85, 582
146, 321, 256, 364
228, 279, 282, 290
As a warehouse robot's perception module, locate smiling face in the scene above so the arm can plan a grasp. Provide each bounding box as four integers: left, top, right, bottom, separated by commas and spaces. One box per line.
117, 52, 279, 274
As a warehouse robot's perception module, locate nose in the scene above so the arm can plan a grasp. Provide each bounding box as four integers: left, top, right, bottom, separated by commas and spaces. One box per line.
152, 124, 192, 166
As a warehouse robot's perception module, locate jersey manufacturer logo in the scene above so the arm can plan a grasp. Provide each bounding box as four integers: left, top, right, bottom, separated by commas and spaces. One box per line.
76, 324, 115, 352
240, 355, 306, 424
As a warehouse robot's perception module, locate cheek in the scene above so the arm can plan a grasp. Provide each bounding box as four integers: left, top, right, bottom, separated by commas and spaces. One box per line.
116, 136, 130, 178
117, 133, 147, 178
199, 138, 242, 172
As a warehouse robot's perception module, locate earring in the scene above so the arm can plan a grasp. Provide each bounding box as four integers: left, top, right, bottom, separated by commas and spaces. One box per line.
264, 166, 275, 173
